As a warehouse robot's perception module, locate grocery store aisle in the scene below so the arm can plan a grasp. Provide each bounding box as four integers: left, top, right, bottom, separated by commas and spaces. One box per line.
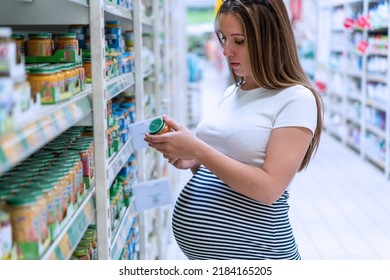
166, 61, 390, 260
290, 132, 390, 260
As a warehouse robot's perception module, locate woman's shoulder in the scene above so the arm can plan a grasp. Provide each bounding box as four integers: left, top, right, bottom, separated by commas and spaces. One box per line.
282, 84, 311, 94
280, 84, 315, 101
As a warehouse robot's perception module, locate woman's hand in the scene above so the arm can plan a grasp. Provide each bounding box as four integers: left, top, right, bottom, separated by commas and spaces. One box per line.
144, 115, 203, 161
164, 156, 200, 172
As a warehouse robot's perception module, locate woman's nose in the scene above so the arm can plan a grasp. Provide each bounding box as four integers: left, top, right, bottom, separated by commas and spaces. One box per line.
223, 46, 232, 57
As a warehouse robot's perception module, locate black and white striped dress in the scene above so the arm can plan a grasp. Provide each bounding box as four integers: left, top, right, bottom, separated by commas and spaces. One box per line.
172, 166, 301, 260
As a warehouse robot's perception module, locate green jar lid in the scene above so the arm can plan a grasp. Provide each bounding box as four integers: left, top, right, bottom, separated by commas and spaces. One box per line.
81, 233, 94, 242
27, 180, 53, 190
22, 159, 48, 168
29, 65, 58, 74
72, 247, 89, 257
32, 152, 55, 159
0, 189, 13, 199
7, 172, 36, 181
148, 117, 164, 134
44, 144, 65, 151
12, 33, 24, 39
17, 188, 44, 198
28, 33, 51, 39
54, 32, 76, 38
6, 195, 37, 206
36, 177, 59, 186
58, 152, 80, 160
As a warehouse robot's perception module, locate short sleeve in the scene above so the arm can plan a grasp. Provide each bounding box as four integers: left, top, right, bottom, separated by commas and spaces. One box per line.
273, 86, 318, 135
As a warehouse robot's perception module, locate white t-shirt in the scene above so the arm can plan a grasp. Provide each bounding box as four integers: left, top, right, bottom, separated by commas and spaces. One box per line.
195, 84, 318, 168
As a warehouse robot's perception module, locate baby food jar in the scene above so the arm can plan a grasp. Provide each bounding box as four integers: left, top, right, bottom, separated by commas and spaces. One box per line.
148, 117, 171, 135
26, 33, 53, 57
0, 210, 12, 260
11, 33, 25, 63
82, 59, 92, 83
27, 65, 61, 104
53, 33, 79, 53
72, 246, 90, 260
5, 195, 41, 259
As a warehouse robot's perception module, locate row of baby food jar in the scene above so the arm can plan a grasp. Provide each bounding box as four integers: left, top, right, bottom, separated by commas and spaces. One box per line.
26, 62, 86, 105
0, 127, 95, 259
13, 32, 79, 60
71, 224, 98, 260
109, 153, 137, 233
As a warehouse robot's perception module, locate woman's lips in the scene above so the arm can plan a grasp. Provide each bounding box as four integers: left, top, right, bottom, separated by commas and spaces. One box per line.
230, 62, 240, 68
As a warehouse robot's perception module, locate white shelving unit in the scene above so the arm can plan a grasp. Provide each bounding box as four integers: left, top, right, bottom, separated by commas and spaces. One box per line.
316, 0, 390, 178
0, 0, 187, 260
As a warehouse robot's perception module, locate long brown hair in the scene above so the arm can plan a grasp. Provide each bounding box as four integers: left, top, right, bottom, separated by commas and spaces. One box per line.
215, 0, 323, 171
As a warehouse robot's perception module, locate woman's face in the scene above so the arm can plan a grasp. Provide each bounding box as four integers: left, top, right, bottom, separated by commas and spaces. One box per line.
218, 12, 255, 88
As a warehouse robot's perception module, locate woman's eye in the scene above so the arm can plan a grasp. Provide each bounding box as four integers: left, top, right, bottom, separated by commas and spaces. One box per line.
236, 40, 245, 45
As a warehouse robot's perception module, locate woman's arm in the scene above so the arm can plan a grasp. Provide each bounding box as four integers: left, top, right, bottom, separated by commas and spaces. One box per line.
144, 115, 312, 205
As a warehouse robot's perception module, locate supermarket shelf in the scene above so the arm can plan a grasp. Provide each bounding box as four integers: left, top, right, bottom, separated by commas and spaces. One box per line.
107, 72, 135, 100
365, 153, 385, 170
143, 66, 155, 79
366, 98, 387, 112
107, 138, 134, 189
142, 16, 153, 27
104, 0, 133, 20
0, 89, 92, 175
346, 95, 363, 102
0, 0, 89, 25
346, 116, 361, 126
366, 74, 387, 84
111, 197, 136, 260
41, 184, 96, 260
346, 139, 361, 152
366, 124, 386, 138
68, 0, 89, 7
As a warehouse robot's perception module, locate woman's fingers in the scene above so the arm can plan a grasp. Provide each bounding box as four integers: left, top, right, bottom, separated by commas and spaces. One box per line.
162, 115, 181, 131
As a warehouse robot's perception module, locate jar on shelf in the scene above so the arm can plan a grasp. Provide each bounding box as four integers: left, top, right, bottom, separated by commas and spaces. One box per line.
26, 33, 53, 57
82, 59, 92, 83
29, 182, 57, 234
53, 33, 79, 53
11, 33, 25, 64
69, 25, 87, 49
76, 63, 86, 91
38, 176, 63, 226
71, 246, 90, 260
105, 20, 121, 51
17, 189, 49, 246
5, 195, 41, 259
0, 210, 12, 260
27, 65, 61, 104
81, 229, 97, 260
61, 63, 77, 97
